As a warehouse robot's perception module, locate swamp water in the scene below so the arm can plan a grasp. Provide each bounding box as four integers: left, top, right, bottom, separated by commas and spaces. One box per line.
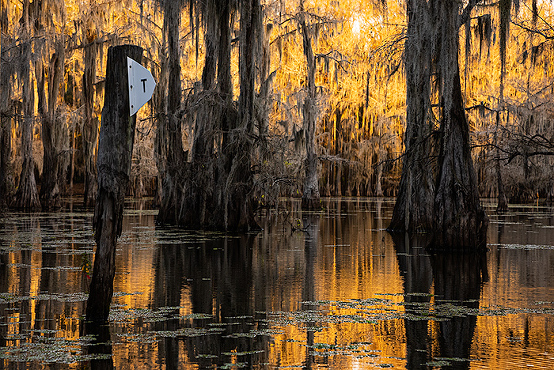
0, 198, 553, 369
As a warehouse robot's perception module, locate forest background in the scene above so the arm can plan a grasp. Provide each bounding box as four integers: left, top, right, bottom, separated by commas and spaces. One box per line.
1, 0, 553, 215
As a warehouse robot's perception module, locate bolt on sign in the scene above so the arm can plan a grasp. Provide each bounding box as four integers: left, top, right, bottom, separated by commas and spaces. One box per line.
127, 57, 156, 116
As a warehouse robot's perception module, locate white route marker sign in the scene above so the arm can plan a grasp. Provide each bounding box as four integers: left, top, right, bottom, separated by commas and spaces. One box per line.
127, 57, 156, 116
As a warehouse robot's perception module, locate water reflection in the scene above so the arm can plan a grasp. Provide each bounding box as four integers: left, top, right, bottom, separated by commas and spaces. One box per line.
0, 199, 553, 369
393, 233, 489, 368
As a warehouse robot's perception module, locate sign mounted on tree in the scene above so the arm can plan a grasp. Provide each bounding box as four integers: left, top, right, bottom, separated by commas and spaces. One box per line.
127, 57, 156, 116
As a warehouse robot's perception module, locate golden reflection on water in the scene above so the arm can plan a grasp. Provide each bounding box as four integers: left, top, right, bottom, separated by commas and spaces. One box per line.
0, 199, 554, 369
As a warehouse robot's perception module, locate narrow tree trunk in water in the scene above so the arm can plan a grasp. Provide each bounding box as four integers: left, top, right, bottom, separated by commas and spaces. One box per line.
86, 45, 142, 324
14, 42, 40, 210
494, 111, 508, 212
83, 35, 98, 207
0, 117, 9, 210
431, 0, 487, 250
40, 40, 65, 209
389, 0, 434, 233
0, 11, 11, 210
300, 10, 320, 210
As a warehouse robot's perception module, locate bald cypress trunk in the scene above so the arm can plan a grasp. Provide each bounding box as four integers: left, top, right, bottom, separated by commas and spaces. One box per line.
40, 39, 65, 210
83, 31, 99, 207
228, 0, 260, 230
174, 0, 259, 231
430, 0, 487, 250
300, 8, 321, 210
157, 0, 186, 225
86, 45, 143, 324
14, 37, 40, 210
389, 0, 434, 232
0, 2, 11, 210
390, 0, 487, 250
0, 116, 9, 210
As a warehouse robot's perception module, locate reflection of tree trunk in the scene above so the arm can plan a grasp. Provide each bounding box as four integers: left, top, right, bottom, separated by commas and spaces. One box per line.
0, 216, 9, 355
394, 232, 486, 369
303, 213, 319, 369
431, 252, 486, 369
392, 233, 433, 369
85, 323, 114, 370
153, 242, 186, 370
86, 45, 143, 324
36, 218, 57, 333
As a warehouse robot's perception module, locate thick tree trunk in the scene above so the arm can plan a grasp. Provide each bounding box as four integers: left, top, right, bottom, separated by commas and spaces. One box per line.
390, 0, 487, 250
300, 11, 321, 210
389, 0, 434, 233
157, 0, 186, 225
228, 0, 261, 230
86, 45, 143, 324
40, 40, 65, 209
83, 35, 99, 207
431, 0, 488, 250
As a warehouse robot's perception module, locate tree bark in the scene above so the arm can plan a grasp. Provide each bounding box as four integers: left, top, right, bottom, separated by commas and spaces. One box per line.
495, 111, 508, 212
0, 116, 10, 210
86, 45, 143, 324
431, 0, 488, 250
175, 0, 260, 231
0, 3, 12, 210
389, 0, 434, 233
157, 0, 186, 225
300, 8, 321, 210
229, 0, 261, 229
389, 0, 487, 250
14, 41, 41, 210
83, 32, 99, 207
40, 39, 65, 209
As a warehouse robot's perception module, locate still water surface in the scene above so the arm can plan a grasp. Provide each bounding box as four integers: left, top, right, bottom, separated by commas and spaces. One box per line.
0, 198, 553, 369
